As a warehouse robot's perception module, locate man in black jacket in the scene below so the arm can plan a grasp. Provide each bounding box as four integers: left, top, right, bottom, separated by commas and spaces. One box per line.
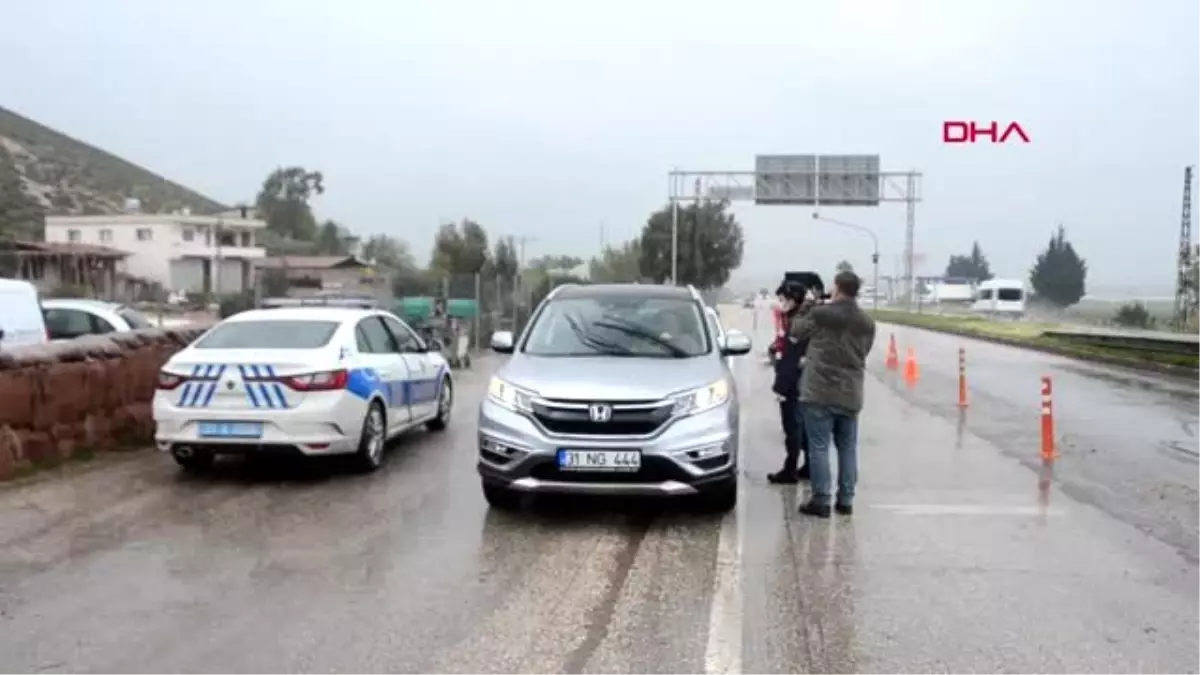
767, 280, 812, 484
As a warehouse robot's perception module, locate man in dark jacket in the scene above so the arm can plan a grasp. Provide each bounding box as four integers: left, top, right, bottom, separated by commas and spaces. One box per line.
767, 280, 812, 484
789, 271, 877, 518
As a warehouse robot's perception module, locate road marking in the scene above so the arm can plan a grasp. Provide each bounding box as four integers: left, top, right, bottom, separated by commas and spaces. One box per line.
870, 504, 1064, 517
705, 511, 742, 674
706, 351, 744, 675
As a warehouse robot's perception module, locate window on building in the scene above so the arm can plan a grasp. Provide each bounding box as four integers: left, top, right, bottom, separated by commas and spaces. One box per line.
67, 229, 81, 242
218, 231, 237, 247
241, 231, 253, 247
98, 229, 113, 243
181, 228, 195, 242
136, 228, 153, 241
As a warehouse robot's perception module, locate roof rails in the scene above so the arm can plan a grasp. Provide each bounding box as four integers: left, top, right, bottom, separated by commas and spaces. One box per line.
258, 295, 379, 309
685, 284, 703, 301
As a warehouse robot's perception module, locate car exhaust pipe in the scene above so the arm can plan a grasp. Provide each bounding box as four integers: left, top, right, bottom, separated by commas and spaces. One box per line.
173, 445, 195, 459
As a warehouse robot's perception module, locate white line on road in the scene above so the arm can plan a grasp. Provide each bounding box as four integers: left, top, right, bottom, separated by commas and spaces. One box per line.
706, 350, 746, 675
704, 507, 743, 674
870, 504, 1064, 517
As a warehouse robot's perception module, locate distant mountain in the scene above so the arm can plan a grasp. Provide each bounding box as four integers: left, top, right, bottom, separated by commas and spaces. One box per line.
0, 104, 226, 221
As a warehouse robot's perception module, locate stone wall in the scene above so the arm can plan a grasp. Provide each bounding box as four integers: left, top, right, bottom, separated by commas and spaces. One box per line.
0, 328, 206, 479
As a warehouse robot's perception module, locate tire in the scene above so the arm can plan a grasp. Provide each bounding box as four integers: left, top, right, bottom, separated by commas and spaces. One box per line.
697, 481, 737, 513
172, 447, 214, 472
426, 377, 453, 432
482, 482, 521, 510
352, 401, 387, 473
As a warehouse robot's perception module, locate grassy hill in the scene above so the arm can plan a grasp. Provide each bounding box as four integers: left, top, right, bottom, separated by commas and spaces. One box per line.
0, 104, 226, 220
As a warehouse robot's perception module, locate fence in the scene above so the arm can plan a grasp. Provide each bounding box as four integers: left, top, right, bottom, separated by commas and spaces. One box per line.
393, 272, 532, 351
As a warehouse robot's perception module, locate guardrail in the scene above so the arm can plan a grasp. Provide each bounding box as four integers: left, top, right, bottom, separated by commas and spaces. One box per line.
1041, 329, 1199, 356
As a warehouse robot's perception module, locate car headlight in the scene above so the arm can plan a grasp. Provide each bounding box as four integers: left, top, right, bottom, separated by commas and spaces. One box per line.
487, 376, 535, 413
671, 379, 730, 416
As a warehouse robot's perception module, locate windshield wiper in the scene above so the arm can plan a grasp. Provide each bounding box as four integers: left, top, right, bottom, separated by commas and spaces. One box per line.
591, 318, 691, 358
562, 313, 638, 356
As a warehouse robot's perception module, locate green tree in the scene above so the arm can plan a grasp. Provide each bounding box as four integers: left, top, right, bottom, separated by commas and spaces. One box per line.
490, 235, 520, 280
835, 260, 854, 274
530, 254, 584, 274
0, 146, 44, 240
637, 199, 744, 288
430, 218, 491, 274
1113, 301, 1153, 329
314, 219, 355, 256
258, 229, 317, 256
589, 240, 642, 282
1029, 224, 1087, 307
361, 233, 416, 271
945, 241, 994, 281
255, 166, 324, 241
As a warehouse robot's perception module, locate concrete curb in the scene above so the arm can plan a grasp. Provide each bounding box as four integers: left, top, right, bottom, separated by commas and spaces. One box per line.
876, 319, 1199, 380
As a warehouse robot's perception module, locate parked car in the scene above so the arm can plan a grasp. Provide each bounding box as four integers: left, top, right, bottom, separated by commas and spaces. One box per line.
0, 279, 49, 349
41, 298, 156, 341
153, 305, 453, 472
477, 283, 752, 512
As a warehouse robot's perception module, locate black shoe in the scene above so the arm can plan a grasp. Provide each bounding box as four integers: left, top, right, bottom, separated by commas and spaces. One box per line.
797, 464, 810, 480
835, 503, 853, 516
799, 501, 831, 518
767, 470, 800, 485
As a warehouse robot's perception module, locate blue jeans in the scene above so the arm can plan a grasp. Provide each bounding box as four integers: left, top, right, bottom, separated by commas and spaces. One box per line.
802, 404, 859, 506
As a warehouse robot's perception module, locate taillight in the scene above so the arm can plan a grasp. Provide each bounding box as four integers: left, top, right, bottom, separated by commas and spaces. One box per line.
157, 371, 188, 390
281, 369, 348, 391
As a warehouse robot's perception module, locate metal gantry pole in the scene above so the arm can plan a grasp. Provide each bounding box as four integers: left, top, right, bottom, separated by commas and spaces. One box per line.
904, 170, 917, 310
670, 171, 679, 286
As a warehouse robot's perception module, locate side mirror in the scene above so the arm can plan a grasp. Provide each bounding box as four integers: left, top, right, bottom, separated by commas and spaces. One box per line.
490, 330, 515, 354
720, 329, 752, 356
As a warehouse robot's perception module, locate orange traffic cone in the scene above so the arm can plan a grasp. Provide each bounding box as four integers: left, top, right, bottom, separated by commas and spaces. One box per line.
885, 334, 899, 370
903, 347, 920, 387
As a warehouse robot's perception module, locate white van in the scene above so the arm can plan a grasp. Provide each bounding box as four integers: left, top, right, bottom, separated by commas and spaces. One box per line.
0, 279, 49, 349
971, 278, 1026, 318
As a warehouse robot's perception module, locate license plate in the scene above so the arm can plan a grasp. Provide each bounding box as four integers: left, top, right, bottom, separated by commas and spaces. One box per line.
557, 449, 641, 472
198, 421, 264, 438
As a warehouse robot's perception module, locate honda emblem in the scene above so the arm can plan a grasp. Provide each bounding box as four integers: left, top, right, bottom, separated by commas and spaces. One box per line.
588, 403, 613, 423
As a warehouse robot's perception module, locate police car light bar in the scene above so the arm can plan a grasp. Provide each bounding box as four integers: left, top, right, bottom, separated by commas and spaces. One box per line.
259, 296, 379, 309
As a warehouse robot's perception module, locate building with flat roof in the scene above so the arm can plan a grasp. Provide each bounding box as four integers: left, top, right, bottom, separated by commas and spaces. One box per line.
44, 209, 267, 295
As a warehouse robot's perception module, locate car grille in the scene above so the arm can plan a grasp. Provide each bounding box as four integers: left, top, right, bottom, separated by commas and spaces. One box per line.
531, 399, 674, 436
528, 455, 692, 484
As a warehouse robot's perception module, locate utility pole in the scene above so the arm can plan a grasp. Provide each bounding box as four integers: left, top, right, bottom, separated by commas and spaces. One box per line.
212, 214, 224, 297
1174, 165, 1195, 330
515, 234, 537, 312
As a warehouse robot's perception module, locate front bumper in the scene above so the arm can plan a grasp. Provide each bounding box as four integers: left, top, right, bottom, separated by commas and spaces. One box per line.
476, 398, 738, 497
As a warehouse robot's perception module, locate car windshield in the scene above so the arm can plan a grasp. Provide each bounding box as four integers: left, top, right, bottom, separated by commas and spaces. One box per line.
117, 307, 153, 329
523, 296, 710, 358
194, 320, 340, 349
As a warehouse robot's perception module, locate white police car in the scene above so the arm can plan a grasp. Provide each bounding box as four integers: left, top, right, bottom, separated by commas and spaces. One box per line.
153, 306, 453, 472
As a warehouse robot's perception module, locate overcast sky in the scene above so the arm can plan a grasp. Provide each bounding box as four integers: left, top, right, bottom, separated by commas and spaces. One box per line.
2, 0, 1196, 296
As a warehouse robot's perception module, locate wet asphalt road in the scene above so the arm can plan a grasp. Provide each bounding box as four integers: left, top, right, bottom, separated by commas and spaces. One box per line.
0, 306, 1196, 673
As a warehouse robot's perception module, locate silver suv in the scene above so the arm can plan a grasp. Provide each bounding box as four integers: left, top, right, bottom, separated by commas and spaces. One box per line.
477, 283, 752, 512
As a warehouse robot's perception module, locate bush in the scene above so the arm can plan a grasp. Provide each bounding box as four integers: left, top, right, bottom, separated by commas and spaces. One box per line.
218, 291, 255, 319
1112, 301, 1153, 329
